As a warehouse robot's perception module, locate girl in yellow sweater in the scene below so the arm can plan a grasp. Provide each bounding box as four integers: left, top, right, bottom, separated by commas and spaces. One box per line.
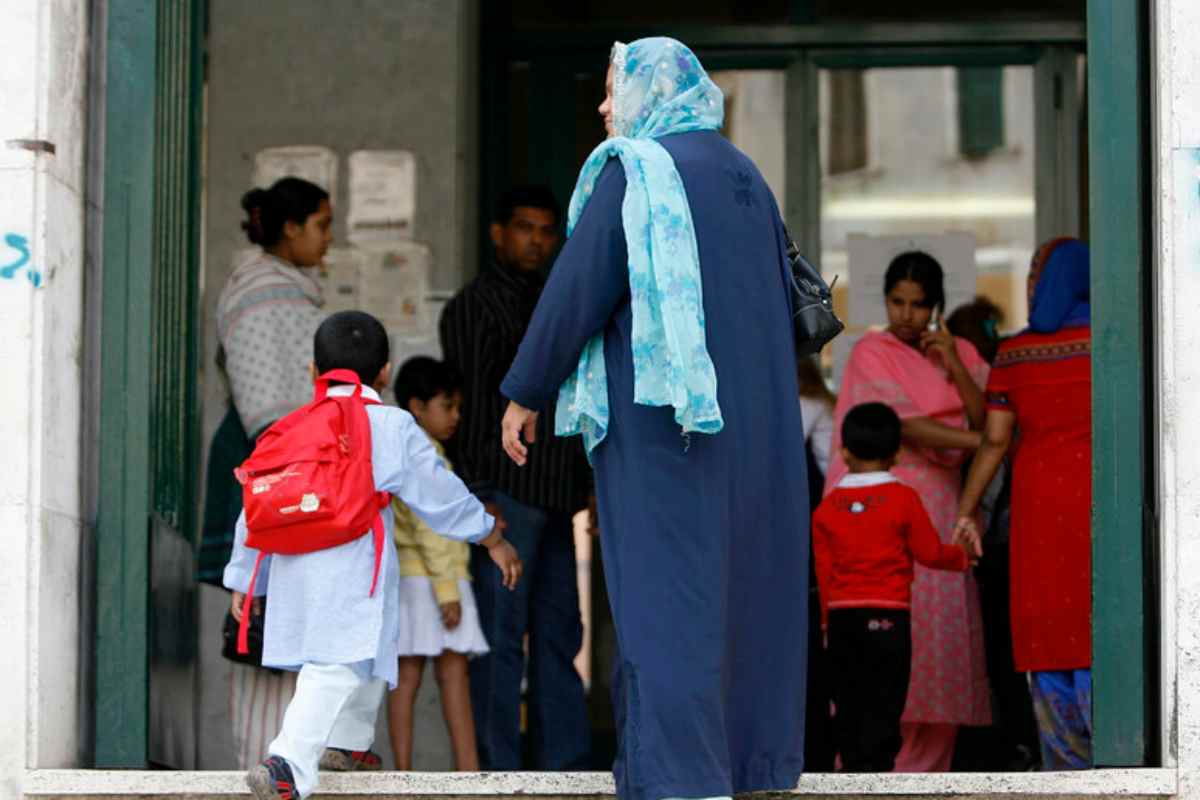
388, 357, 491, 770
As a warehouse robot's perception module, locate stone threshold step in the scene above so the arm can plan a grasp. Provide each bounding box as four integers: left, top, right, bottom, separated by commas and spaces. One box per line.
22, 768, 1177, 799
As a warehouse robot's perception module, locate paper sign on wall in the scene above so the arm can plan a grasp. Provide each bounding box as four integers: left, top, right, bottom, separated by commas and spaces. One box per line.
846, 232, 977, 328
253, 146, 338, 198
317, 247, 362, 314
347, 150, 417, 241
388, 294, 452, 384
355, 239, 431, 337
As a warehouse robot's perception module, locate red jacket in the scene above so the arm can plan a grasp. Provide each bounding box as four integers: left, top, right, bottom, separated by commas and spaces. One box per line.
812, 473, 968, 626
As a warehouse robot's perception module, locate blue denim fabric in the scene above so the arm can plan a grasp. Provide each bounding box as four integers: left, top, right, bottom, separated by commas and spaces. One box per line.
469, 491, 591, 769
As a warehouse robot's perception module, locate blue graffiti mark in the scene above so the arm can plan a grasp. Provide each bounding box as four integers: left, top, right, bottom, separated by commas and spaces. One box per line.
0, 233, 42, 286
1, 234, 30, 278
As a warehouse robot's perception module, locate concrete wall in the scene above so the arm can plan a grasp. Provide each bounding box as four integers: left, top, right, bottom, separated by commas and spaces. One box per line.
0, 0, 93, 792
1155, 0, 1200, 788
196, 0, 480, 769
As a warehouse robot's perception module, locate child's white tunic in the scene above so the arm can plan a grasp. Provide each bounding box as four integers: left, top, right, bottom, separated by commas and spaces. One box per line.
223, 385, 494, 688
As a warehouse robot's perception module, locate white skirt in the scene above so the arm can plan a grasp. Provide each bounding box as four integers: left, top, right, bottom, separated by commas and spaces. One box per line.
396, 576, 490, 657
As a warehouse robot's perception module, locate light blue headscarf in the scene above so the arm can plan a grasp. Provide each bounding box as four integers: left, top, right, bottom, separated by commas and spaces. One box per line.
555, 37, 726, 455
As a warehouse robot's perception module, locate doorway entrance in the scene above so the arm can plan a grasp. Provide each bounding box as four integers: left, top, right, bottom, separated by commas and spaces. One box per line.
92, 0, 1154, 771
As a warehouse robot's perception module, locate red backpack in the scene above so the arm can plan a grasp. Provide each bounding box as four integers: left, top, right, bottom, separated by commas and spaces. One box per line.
231, 368, 390, 654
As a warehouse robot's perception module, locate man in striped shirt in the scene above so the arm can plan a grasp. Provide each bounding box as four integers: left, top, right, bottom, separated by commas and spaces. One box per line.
439, 185, 592, 770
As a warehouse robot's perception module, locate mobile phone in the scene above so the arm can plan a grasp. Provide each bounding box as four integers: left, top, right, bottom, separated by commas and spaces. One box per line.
927, 310, 942, 333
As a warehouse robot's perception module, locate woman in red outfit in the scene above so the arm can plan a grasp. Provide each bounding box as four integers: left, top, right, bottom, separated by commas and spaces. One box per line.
955, 238, 1092, 770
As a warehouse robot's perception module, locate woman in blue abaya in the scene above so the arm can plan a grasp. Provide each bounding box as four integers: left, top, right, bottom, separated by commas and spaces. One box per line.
497, 38, 810, 800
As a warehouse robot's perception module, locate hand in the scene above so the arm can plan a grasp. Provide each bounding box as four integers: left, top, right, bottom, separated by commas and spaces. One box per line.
230, 591, 262, 622
587, 494, 599, 538
953, 516, 984, 560
485, 536, 523, 590
501, 401, 539, 466
920, 318, 960, 369
440, 601, 463, 630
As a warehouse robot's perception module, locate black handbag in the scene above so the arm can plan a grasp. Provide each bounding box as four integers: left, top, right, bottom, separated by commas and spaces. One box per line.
785, 231, 844, 356
221, 604, 279, 673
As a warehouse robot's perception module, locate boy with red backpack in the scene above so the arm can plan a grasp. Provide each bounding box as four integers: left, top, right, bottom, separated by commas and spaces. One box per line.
224, 311, 520, 800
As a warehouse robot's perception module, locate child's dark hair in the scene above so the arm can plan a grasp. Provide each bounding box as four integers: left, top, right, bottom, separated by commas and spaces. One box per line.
241, 177, 329, 247
495, 184, 561, 227
841, 402, 902, 462
884, 251, 946, 313
313, 310, 390, 385
947, 295, 1005, 363
393, 357, 463, 410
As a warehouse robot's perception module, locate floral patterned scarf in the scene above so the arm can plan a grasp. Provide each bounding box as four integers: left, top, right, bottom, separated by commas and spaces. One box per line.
555, 37, 725, 455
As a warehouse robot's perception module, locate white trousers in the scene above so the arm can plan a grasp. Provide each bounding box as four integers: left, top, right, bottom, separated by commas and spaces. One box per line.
267, 662, 385, 798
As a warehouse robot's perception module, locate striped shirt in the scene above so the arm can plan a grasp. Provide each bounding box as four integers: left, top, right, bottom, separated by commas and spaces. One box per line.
440, 260, 591, 515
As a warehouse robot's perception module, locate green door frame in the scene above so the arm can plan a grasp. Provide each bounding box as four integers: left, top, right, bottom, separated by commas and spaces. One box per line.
95, 0, 157, 767
91, 6, 1153, 767
95, 0, 205, 767
1086, 0, 1154, 768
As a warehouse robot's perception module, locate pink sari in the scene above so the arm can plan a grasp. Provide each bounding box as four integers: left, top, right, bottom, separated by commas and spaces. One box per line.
827, 331, 992, 729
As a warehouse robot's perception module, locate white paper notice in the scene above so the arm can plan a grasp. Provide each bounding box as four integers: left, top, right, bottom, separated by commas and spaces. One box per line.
388, 294, 452, 382
253, 146, 338, 198
347, 150, 417, 241
355, 240, 431, 337
846, 232, 977, 328
316, 247, 362, 314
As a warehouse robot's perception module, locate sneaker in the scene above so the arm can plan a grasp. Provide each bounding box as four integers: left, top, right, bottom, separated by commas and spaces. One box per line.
319, 747, 384, 772
246, 755, 298, 800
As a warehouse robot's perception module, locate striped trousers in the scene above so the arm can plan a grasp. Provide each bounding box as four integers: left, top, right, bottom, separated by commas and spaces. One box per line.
230, 662, 298, 769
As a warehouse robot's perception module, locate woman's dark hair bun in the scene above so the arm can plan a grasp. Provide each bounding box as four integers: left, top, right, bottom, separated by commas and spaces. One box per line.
239, 177, 329, 248
240, 187, 271, 245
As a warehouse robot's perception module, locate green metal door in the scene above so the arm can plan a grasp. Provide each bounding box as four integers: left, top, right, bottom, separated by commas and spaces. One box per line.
96, 0, 204, 768
1086, 0, 1155, 767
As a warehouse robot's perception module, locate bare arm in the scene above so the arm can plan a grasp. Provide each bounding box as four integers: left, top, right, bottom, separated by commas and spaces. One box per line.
957, 409, 1016, 519
901, 416, 983, 451
949, 359, 987, 430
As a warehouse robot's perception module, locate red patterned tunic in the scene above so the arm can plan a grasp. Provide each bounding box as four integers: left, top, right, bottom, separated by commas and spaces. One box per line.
986, 326, 1092, 672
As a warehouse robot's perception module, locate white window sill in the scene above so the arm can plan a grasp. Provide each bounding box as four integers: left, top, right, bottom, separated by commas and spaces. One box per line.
22, 768, 1178, 797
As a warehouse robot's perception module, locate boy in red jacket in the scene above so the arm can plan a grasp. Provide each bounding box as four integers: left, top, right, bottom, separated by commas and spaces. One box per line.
813, 402, 979, 772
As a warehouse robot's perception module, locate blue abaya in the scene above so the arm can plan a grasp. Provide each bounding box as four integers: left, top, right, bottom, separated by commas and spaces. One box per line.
501, 129, 809, 800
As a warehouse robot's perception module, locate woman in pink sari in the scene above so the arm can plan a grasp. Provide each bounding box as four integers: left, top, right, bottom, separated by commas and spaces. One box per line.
828, 251, 991, 771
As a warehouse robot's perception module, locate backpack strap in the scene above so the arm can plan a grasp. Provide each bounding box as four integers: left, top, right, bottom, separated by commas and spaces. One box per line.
368, 511, 385, 597
236, 551, 268, 656
313, 368, 365, 401
367, 492, 391, 596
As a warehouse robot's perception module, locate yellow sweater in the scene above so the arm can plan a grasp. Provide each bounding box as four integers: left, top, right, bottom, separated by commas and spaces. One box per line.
392, 439, 472, 605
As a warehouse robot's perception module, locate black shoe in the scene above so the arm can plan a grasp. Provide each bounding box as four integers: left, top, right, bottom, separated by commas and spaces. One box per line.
247, 755, 298, 800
